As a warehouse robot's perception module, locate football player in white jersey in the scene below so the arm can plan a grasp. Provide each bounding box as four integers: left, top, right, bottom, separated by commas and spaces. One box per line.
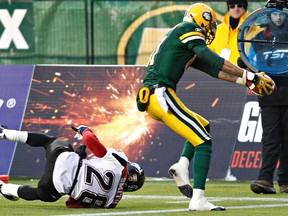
0, 124, 145, 208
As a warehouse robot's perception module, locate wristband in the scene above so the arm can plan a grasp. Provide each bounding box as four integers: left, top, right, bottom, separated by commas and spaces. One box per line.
242, 70, 255, 81
236, 77, 246, 86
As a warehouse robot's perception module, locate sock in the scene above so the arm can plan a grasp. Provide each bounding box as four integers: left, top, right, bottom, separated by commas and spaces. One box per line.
193, 142, 212, 189
181, 140, 195, 161
3, 129, 28, 143
192, 188, 205, 199
1, 183, 21, 198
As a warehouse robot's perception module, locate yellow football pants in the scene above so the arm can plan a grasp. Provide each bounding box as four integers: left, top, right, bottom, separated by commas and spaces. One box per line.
146, 88, 210, 146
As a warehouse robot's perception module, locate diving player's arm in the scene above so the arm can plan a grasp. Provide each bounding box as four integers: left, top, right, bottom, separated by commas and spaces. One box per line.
71, 125, 107, 157
82, 129, 107, 158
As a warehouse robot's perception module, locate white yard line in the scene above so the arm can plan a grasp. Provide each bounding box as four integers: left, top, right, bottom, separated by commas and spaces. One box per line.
54, 195, 288, 216
55, 204, 288, 216
55, 209, 188, 216
229, 203, 288, 209
123, 195, 288, 202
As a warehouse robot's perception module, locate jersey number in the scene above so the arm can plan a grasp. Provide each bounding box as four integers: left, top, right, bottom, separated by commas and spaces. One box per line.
78, 165, 115, 207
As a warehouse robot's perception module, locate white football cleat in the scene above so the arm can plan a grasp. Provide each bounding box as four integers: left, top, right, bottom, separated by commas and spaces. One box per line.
168, 162, 192, 198
0, 180, 19, 201
189, 189, 225, 211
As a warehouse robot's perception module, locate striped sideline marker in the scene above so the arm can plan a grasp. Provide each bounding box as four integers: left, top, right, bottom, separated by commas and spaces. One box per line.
0, 175, 9, 183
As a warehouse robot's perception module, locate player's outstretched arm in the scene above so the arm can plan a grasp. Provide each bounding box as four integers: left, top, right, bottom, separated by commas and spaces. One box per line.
72, 125, 107, 157
218, 60, 275, 96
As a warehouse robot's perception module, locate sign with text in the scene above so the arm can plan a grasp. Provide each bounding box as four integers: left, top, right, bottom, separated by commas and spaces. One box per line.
0, 65, 34, 175
0, 2, 34, 52
231, 93, 266, 180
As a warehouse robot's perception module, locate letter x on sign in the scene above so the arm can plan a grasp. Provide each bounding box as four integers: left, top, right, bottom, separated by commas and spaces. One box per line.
0, 9, 28, 49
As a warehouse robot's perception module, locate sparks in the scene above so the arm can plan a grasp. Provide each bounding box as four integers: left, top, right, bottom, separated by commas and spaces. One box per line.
23, 66, 158, 161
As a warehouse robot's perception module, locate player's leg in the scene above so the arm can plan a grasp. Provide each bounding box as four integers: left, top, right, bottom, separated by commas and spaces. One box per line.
36, 138, 73, 202
168, 140, 194, 198
0, 125, 57, 148
0, 180, 20, 201
147, 91, 193, 197
0, 125, 71, 201
164, 90, 224, 210
169, 114, 210, 198
170, 116, 209, 164
0, 125, 73, 156
0, 124, 28, 143
148, 88, 224, 211
250, 106, 278, 194
0, 180, 39, 201
189, 141, 224, 211
8, 139, 71, 202
0, 178, 62, 202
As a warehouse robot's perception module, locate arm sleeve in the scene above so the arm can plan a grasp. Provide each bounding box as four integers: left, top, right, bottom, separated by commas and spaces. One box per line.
82, 129, 107, 158
191, 45, 225, 78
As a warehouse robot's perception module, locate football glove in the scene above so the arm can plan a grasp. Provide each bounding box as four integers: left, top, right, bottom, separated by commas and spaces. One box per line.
253, 72, 275, 96
71, 125, 89, 140
242, 70, 275, 96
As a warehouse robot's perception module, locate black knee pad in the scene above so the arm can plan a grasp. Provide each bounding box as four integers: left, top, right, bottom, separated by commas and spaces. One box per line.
18, 185, 38, 200
37, 178, 61, 202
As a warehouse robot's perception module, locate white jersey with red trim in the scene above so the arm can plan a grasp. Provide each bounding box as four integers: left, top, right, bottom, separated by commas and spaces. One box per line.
53, 148, 128, 208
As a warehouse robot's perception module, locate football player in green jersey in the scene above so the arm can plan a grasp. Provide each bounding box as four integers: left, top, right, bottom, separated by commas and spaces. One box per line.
136, 3, 275, 211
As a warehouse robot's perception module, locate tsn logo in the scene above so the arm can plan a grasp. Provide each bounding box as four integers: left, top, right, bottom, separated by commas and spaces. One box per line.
237, 101, 263, 143
263, 50, 288, 60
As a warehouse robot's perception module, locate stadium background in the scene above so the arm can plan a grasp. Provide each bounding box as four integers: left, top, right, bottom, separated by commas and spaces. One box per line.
0, 0, 270, 181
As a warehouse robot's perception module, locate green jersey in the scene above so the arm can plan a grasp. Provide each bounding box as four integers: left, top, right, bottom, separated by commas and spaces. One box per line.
144, 21, 225, 90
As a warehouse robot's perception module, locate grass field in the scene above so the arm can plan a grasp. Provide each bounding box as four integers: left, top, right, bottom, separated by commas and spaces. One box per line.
1, 178, 288, 216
